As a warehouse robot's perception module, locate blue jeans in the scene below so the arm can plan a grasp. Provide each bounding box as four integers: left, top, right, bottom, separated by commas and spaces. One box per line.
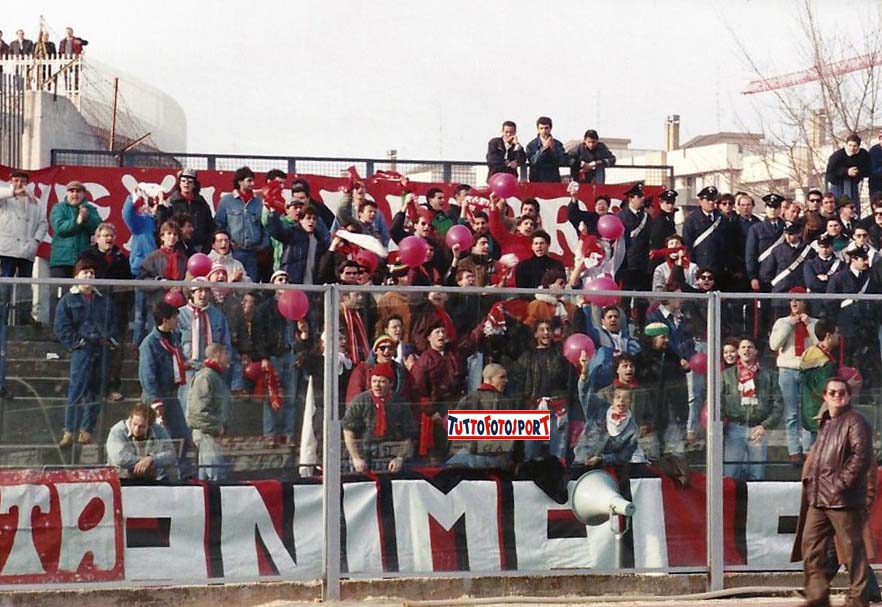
132, 289, 154, 346
232, 249, 258, 282
192, 429, 225, 481
723, 422, 768, 481
263, 352, 299, 438
523, 418, 568, 461
447, 449, 509, 469
686, 340, 708, 434
64, 344, 106, 433
779, 367, 811, 456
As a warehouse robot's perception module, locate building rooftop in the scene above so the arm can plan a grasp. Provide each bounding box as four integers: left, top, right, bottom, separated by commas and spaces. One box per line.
680, 132, 764, 149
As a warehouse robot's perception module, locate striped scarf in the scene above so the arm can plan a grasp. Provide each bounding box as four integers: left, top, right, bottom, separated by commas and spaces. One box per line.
158, 332, 187, 385
188, 304, 213, 360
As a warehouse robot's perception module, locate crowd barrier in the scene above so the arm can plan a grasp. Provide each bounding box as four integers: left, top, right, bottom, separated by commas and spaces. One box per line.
0, 278, 880, 597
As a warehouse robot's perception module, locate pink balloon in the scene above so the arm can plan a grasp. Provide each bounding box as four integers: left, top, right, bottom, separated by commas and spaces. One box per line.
689, 352, 708, 375
277, 290, 309, 321
355, 249, 378, 275
398, 235, 429, 267
445, 224, 474, 251
597, 214, 625, 240
562, 333, 596, 368
187, 253, 213, 277
488, 172, 518, 198
163, 289, 185, 308
584, 276, 620, 307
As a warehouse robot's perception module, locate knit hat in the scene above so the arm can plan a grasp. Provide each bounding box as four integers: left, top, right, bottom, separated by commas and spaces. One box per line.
207, 263, 227, 279
644, 322, 670, 337
270, 269, 289, 283
372, 335, 396, 351
789, 286, 807, 294
370, 362, 395, 381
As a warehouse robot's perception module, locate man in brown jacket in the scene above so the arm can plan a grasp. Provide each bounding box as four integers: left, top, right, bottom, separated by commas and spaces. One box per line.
797, 377, 874, 607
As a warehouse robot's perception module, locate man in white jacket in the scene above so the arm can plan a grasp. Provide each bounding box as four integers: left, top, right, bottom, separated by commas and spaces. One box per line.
768, 287, 818, 466
0, 170, 48, 399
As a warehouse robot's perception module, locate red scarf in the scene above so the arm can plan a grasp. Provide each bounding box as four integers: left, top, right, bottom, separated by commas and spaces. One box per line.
203, 359, 225, 374
372, 393, 388, 437
252, 362, 283, 410
613, 377, 639, 388
793, 317, 809, 356
343, 308, 370, 365
188, 304, 213, 360
419, 413, 435, 456
160, 247, 181, 280
238, 189, 254, 203
158, 333, 187, 385
818, 342, 835, 363
478, 383, 499, 392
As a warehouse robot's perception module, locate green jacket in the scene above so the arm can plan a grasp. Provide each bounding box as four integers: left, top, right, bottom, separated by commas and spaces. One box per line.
49, 199, 102, 267
799, 345, 835, 432
186, 366, 230, 435
721, 365, 782, 429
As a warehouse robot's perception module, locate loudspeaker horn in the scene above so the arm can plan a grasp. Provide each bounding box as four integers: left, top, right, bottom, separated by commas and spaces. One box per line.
570, 469, 635, 526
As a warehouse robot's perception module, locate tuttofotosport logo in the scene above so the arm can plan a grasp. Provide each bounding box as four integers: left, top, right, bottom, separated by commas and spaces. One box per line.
447, 410, 551, 440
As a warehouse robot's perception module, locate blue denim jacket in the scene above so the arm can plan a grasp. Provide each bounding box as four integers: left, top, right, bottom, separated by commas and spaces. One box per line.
214, 192, 270, 251
139, 327, 183, 401
178, 304, 233, 370
121, 195, 157, 276
53, 289, 114, 350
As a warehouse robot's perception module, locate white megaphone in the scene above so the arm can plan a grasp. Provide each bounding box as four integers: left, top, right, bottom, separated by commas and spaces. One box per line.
570, 469, 636, 526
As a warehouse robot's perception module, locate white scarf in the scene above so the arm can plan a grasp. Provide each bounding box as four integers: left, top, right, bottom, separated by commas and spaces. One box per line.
606, 407, 632, 437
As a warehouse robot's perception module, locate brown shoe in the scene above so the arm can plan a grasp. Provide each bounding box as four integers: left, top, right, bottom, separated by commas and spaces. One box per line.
78, 430, 94, 445
58, 431, 74, 448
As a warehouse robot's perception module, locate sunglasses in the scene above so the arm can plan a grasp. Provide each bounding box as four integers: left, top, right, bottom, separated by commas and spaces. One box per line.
826, 389, 847, 397
808, 198, 821, 203
855, 233, 869, 238
376, 345, 395, 351
698, 274, 714, 280
719, 201, 734, 206
875, 212, 882, 217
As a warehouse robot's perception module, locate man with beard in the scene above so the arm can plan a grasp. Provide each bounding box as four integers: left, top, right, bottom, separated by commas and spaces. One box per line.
510, 320, 570, 462
157, 169, 215, 254
106, 404, 178, 480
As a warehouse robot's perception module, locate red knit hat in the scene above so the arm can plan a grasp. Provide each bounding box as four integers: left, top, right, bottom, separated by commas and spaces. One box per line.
370, 362, 395, 381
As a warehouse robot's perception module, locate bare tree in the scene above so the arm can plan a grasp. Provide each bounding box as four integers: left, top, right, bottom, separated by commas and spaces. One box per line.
729, 0, 882, 195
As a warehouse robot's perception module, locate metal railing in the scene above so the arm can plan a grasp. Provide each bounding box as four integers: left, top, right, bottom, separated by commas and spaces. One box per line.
0, 73, 24, 167
50, 148, 674, 187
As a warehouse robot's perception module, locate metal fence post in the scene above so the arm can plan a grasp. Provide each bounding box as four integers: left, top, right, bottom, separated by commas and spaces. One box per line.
706, 291, 724, 591
322, 286, 342, 601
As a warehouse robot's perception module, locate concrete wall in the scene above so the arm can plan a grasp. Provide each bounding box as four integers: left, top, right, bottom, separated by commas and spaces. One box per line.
21, 92, 105, 170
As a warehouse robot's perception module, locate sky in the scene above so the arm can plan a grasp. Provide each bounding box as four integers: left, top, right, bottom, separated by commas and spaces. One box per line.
4, 0, 879, 162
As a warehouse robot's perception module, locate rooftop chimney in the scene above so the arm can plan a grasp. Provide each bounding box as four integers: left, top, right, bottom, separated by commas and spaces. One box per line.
665, 115, 680, 152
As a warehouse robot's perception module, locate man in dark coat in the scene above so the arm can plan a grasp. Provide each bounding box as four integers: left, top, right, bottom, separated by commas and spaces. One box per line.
618, 182, 652, 317
682, 186, 727, 274
649, 189, 679, 253
515, 230, 565, 289
569, 129, 616, 184
156, 169, 216, 254
826, 134, 872, 216
793, 377, 873, 607
525, 116, 569, 183
486, 120, 527, 177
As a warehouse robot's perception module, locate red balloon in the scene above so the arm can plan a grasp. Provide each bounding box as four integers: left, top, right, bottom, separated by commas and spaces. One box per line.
562, 333, 596, 368
187, 253, 213, 277
689, 352, 709, 375
163, 289, 185, 308
597, 214, 625, 240
584, 275, 620, 307
488, 172, 518, 198
244, 361, 263, 383
445, 224, 474, 251
277, 290, 309, 321
398, 235, 429, 267
355, 249, 378, 275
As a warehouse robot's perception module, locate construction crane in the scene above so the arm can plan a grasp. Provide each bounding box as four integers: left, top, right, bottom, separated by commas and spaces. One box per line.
742, 52, 882, 94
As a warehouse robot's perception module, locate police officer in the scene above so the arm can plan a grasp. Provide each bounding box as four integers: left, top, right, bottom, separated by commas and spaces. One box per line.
682, 186, 726, 274
618, 182, 652, 324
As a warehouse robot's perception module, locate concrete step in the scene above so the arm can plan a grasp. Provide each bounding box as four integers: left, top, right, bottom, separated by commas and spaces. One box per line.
4, 358, 139, 376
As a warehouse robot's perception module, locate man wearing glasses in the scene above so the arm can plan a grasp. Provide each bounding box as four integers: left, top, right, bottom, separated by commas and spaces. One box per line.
794, 377, 873, 607
157, 169, 215, 254
866, 204, 882, 249
844, 228, 879, 266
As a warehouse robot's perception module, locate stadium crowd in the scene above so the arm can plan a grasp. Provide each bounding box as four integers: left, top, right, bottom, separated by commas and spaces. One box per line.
1, 118, 882, 483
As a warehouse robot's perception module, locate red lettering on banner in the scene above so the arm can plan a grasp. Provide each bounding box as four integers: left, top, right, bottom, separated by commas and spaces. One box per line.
0, 469, 123, 584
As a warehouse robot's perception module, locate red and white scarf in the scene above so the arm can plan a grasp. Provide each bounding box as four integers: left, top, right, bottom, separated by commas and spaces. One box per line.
343, 308, 370, 365
252, 362, 284, 410
736, 360, 760, 407
606, 407, 632, 437
792, 317, 809, 356
188, 304, 213, 360
158, 332, 187, 385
